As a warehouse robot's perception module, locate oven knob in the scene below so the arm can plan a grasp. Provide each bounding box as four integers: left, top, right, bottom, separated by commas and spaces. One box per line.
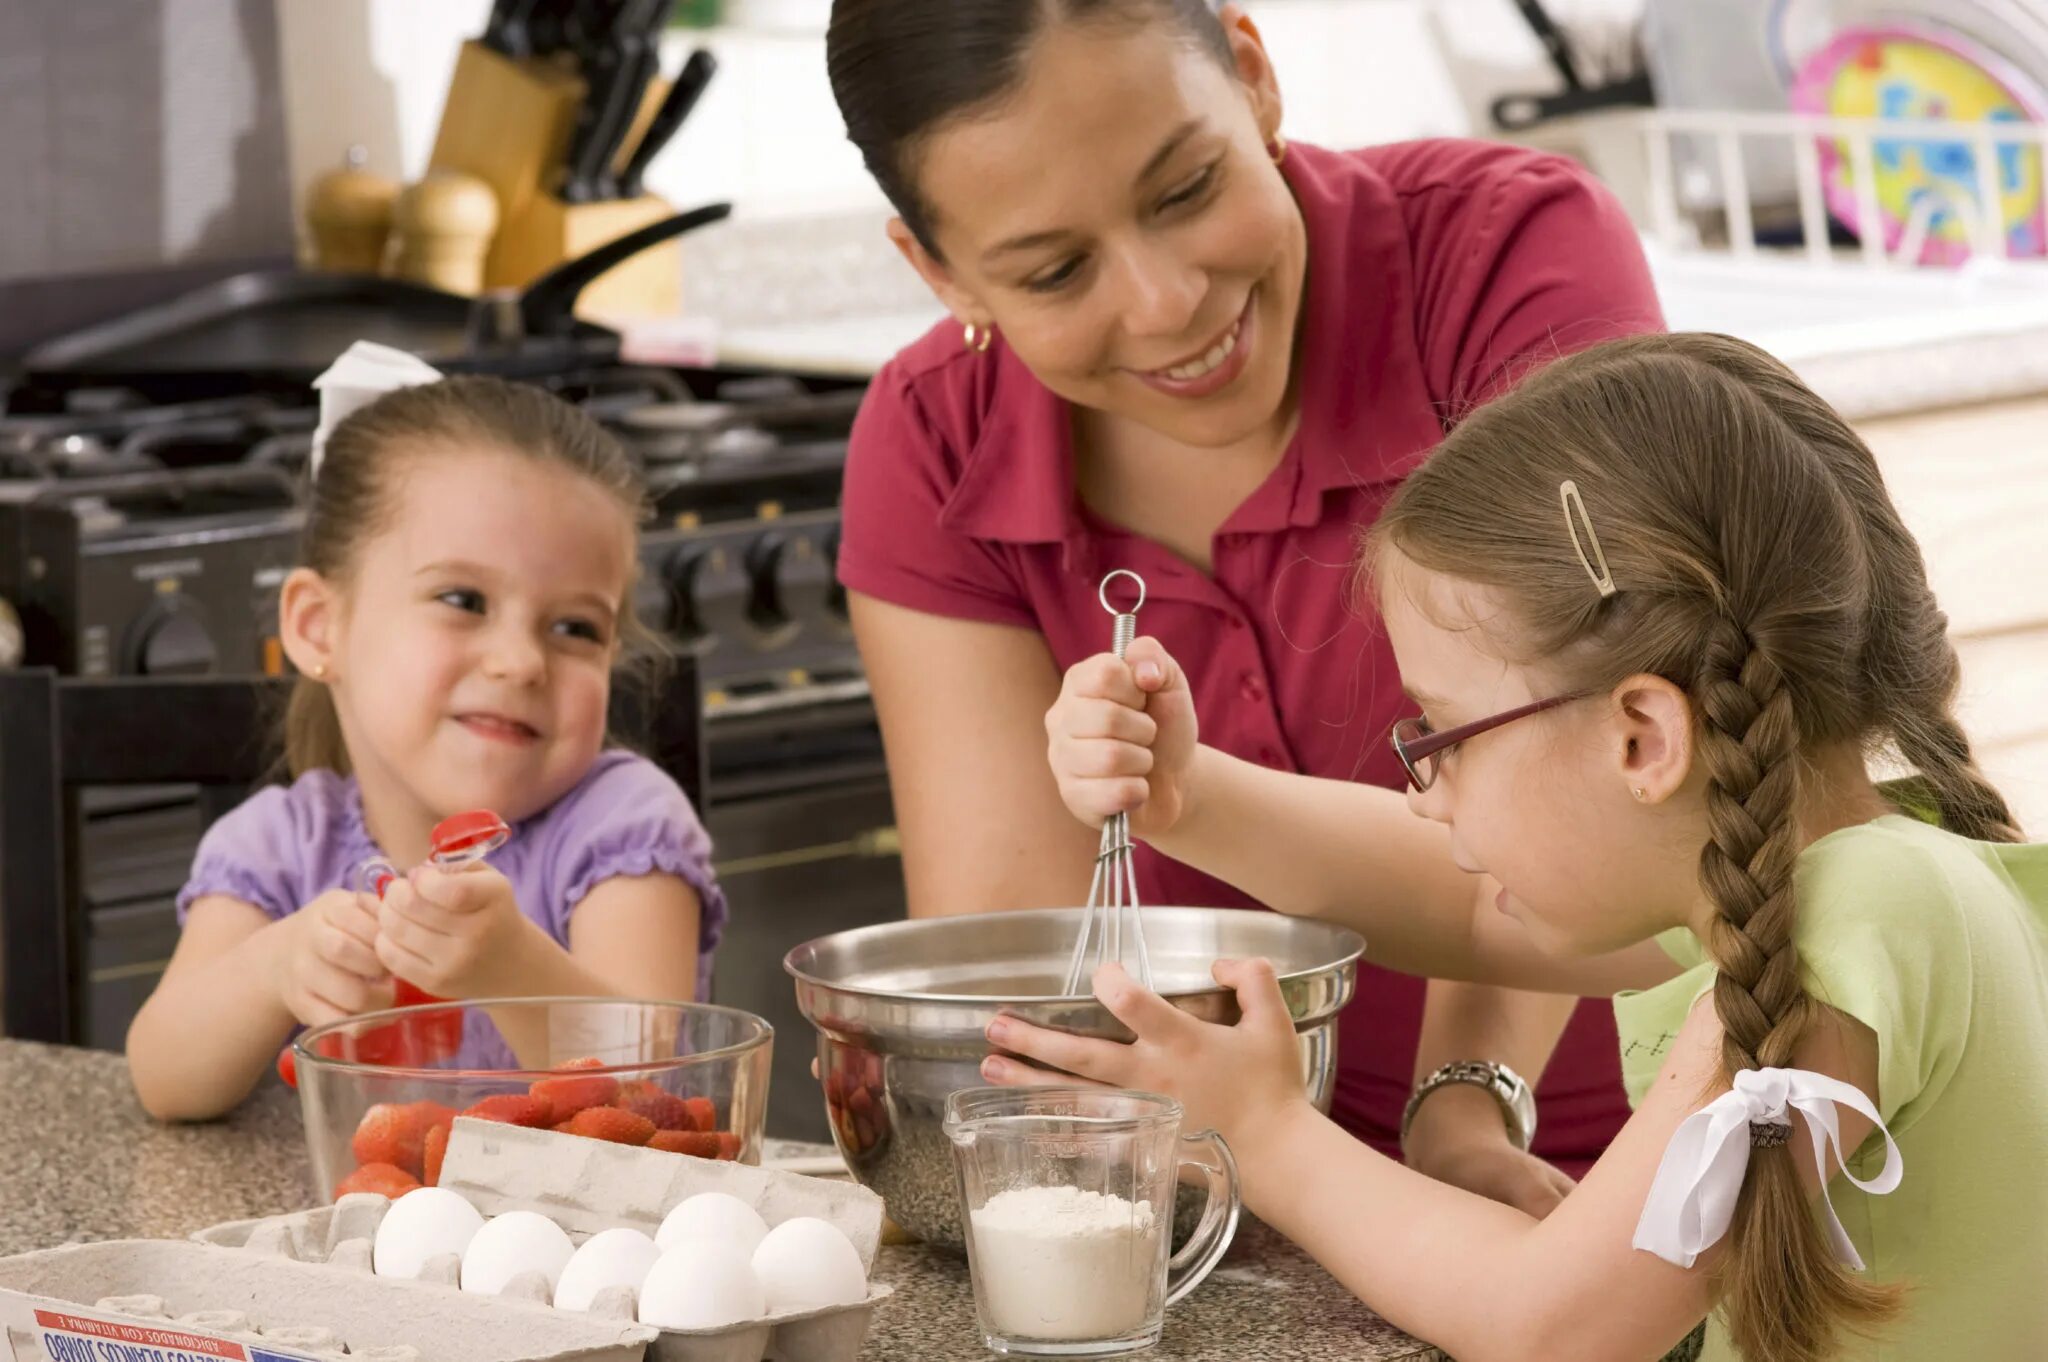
748, 530, 835, 644
124, 598, 218, 676
670, 544, 754, 652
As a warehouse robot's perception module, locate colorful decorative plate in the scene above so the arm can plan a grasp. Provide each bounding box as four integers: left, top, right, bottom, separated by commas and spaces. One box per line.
1791, 21, 2048, 264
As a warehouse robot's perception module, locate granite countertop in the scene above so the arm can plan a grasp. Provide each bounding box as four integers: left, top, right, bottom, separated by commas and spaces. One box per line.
0, 1040, 1442, 1361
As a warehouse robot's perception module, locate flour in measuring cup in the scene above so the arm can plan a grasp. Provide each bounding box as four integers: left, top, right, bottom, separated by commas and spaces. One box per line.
968, 1185, 1164, 1341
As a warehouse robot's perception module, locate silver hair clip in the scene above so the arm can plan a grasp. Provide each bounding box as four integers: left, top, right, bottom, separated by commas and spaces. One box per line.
1560, 479, 1617, 599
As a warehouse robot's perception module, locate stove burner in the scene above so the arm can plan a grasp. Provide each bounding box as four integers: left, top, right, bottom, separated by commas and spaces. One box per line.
543, 364, 695, 421
616, 386, 863, 469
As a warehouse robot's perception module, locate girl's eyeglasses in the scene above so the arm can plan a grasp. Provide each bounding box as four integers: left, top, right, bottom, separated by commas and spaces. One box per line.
1390, 693, 1590, 793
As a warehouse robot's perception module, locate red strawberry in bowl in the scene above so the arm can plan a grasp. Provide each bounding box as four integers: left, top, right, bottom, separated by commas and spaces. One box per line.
529, 1058, 620, 1122
335, 1162, 421, 1200
350, 1101, 453, 1179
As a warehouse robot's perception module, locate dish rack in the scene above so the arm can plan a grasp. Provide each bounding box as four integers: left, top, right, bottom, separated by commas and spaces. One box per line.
1589, 107, 2048, 269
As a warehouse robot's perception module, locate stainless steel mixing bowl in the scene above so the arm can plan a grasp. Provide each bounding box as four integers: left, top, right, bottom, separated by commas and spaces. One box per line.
784, 907, 1364, 1247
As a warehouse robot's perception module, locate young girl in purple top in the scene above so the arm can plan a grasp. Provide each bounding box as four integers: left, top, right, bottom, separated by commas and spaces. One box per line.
127, 349, 726, 1120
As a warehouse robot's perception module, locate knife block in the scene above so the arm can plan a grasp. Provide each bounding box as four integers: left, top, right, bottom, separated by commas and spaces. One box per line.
429, 39, 682, 318
491, 192, 684, 320
429, 41, 583, 261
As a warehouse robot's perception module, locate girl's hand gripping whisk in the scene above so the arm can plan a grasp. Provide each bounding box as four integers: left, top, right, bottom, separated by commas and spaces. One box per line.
1058, 571, 1180, 996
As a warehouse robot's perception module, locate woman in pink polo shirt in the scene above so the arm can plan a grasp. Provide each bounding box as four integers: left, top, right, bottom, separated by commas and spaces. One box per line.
825, 0, 1665, 1208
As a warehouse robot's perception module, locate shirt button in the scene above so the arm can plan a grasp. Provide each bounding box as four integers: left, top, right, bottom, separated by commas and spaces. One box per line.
1259, 745, 1281, 765
1241, 673, 1266, 702
1227, 615, 1246, 630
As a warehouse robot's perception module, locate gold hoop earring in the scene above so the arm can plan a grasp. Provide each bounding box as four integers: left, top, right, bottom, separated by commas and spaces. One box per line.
1268, 133, 1288, 166
963, 322, 993, 353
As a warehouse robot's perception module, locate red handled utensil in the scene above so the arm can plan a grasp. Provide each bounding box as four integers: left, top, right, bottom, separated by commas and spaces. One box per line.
276, 810, 509, 1087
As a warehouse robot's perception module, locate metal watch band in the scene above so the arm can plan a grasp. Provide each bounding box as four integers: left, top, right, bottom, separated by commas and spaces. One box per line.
1401, 1060, 1538, 1153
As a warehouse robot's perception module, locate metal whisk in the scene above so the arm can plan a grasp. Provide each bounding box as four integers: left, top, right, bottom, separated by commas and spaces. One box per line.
1061, 570, 1154, 996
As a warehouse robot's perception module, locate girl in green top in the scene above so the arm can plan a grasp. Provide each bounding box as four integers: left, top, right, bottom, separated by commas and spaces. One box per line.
993, 332, 2048, 1361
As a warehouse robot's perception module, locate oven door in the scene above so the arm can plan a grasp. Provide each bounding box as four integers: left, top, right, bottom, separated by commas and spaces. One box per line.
704, 698, 903, 1143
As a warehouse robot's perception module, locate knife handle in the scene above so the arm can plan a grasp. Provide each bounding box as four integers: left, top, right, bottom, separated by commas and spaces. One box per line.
616, 47, 716, 198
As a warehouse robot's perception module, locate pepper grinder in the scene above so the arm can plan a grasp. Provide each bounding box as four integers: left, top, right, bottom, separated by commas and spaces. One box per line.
304, 146, 398, 274
387, 170, 501, 296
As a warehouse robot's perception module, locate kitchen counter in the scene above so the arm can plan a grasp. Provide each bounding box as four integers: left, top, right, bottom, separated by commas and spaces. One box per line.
0, 1039, 1445, 1361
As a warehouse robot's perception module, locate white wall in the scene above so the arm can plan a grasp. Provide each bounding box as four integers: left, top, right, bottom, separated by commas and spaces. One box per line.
275, 0, 1587, 235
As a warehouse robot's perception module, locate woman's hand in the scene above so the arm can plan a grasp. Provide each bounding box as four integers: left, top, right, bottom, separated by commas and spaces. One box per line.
374, 863, 543, 1000
1403, 1091, 1577, 1219
1045, 636, 1200, 841
981, 958, 1314, 1149
276, 888, 395, 1027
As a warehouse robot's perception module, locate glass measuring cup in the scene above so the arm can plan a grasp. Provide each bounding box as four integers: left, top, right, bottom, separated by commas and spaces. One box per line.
945, 1087, 1240, 1357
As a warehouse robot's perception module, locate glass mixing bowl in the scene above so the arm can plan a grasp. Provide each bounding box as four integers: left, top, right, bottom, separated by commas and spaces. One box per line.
292, 997, 771, 1202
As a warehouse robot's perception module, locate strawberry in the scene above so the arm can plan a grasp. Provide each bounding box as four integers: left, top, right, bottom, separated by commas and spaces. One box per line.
460, 1093, 553, 1128
561, 1106, 655, 1146
422, 1123, 449, 1187
715, 1131, 742, 1161
648, 1130, 721, 1158
350, 1101, 454, 1178
529, 1058, 619, 1123
335, 1162, 420, 1200
681, 1096, 717, 1134
615, 1082, 696, 1132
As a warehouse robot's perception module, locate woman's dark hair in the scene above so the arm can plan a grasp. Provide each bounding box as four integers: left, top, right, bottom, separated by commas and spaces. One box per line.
827, 0, 1234, 255
286, 374, 657, 776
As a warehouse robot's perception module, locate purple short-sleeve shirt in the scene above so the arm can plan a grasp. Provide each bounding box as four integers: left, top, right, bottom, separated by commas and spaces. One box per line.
178, 750, 728, 1059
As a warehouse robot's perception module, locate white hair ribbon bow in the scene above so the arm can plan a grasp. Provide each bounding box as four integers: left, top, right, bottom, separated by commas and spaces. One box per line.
309, 340, 445, 479
1633, 1066, 1903, 1270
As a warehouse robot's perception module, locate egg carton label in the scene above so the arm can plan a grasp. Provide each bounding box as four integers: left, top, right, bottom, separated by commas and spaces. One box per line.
13, 1310, 316, 1362
0, 1239, 651, 1362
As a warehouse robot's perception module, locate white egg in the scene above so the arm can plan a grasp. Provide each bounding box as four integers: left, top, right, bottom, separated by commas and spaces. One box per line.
459, 1211, 575, 1296
654, 1192, 770, 1256
637, 1241, 766, 1330
750, 1217, 867, 1315
553, 1228, 661, 1312
372, 1187, 485, 1280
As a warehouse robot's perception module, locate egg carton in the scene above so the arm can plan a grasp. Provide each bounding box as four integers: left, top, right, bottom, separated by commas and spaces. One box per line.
0, 1237, 652, 1361
192, 1117, 896, 1362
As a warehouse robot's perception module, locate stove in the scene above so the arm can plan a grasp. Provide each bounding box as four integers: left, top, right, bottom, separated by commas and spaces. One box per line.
0, 367, 903, 1139
0, 371, 868, 701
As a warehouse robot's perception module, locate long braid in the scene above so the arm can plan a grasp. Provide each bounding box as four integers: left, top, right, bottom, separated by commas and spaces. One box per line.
1693, 621, 1808, 1073
1692, 623, 1904, 1362
1902, 707, 2023, 843
1878, 597, 2024, 843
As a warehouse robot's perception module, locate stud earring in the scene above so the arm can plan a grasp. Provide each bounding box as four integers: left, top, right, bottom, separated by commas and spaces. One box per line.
312, 663, 330, 681
1632, 786, 1647, 802
1268, 133, 1288, 166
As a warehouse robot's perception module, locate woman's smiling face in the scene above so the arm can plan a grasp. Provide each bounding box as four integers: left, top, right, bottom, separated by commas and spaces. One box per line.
893, 11, 1306, 450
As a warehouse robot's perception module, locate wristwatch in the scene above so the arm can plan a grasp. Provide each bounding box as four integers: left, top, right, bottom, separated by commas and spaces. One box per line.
1401, 1060, 1538, 1154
